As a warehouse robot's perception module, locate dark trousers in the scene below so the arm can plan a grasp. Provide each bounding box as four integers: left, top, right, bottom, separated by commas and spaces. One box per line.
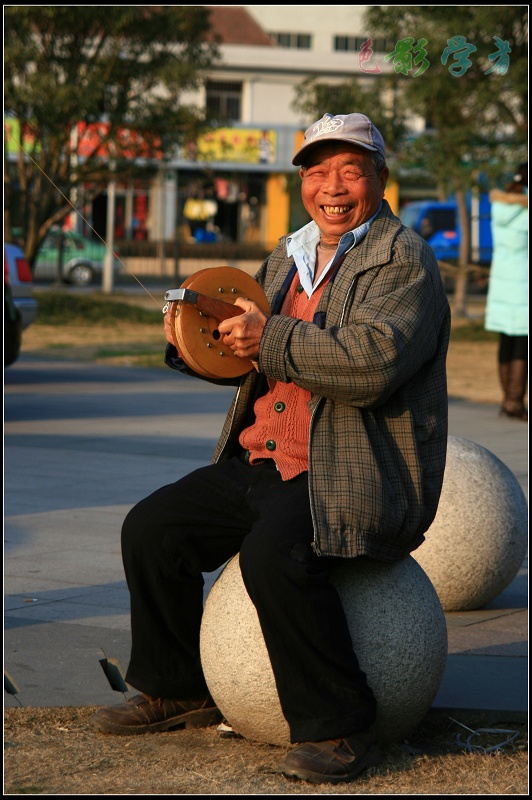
498, 333, 528, 363
122, 455, 377, 743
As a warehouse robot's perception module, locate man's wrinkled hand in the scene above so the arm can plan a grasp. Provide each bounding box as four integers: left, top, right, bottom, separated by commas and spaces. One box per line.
217, 297, 269, 362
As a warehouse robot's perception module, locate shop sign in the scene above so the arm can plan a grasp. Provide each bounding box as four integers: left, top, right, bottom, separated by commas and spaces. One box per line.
4, 117, 40, 154
75, 122, 162, 159
186, 128, 277, 164
4, 117, 161, 159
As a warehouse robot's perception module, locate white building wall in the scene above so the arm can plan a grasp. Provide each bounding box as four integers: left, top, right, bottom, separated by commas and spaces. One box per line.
210, 43, 380, 78
172, 6, 424, 166
243, 5, 369, 53
202, 44, 387, 129
175, 6, 403, 131
199, 4, 397, 129
245, 80, 298, 126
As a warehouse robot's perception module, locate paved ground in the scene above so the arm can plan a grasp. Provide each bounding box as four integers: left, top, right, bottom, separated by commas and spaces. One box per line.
4, 355, 528, 721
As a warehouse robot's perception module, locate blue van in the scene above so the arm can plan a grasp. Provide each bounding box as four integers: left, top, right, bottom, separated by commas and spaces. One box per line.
399, 195, 493, 264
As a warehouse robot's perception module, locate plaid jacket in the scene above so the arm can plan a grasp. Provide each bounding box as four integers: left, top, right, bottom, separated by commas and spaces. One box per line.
210, 201, 450, 560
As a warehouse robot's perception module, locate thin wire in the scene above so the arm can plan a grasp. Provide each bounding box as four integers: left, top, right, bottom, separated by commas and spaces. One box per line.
450, 717, 520, 754
6, 131, 162, 306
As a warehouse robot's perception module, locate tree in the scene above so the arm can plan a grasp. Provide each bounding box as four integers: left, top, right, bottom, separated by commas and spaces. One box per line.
292, 9, 527, 316
363, 5, 528, 316
291, 74, 410, 188
292, 75, 407, 146
4, 6, 220, 267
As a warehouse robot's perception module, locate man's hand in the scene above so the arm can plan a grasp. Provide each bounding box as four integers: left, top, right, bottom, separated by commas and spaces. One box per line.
164, 305, 177, 345
217, 297, 269, 362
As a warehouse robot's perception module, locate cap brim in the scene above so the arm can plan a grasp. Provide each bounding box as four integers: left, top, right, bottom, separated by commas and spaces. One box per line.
292, 138, 379, 166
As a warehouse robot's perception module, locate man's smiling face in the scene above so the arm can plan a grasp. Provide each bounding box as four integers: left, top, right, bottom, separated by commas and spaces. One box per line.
299, 143, 389, 245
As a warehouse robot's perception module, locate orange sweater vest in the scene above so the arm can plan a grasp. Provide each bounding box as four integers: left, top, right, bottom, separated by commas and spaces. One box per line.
239, 272, 328, 480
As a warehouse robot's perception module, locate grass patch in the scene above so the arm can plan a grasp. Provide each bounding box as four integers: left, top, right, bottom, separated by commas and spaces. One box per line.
35, 292, 161, 325
95, 346, 163, 359
93, 348, 166, 367
122, 353, 165, 367
33, 291, 498, 344
450, 320, 498, 342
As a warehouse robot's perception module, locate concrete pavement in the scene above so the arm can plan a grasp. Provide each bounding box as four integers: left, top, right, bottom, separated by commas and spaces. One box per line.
4, 355, 528, 722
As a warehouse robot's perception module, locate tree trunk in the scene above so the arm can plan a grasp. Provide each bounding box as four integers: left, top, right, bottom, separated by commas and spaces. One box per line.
450, 189, 470, 318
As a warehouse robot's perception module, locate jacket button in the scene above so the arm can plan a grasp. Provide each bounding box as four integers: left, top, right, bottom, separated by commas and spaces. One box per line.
274, 402, 285, 412
266, 439, 276, 451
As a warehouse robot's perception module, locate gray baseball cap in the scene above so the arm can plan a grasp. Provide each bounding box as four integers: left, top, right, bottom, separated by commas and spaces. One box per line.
292, 113, 386, 166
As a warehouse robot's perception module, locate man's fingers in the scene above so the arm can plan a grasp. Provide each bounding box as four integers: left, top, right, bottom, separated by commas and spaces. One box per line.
164, 307, 176, 344
232, 296, 255, 313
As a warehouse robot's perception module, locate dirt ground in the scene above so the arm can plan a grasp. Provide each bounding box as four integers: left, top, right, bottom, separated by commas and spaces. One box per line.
19, 321, 513, 407
3, 706, 528, 795
5, 319, 528, 795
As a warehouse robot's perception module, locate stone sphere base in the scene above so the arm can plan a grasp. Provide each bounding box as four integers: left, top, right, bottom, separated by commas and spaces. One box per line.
413, 436, 528, 611
200, 554, 447, 746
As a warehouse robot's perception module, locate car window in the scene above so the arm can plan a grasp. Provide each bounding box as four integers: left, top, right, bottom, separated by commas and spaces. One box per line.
426, 209, 456, 233
72, 236, 85, 250
398, 205, 421, 229
43, 233, 58, 248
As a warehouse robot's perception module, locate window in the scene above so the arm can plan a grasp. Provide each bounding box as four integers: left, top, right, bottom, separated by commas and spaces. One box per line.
334, 36, 354, 52
269, 32, 312, 49
333, 36, 394, 53
205, 81, 242, 123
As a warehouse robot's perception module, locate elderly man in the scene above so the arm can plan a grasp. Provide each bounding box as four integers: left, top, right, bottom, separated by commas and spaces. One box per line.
91, 112, 450, 785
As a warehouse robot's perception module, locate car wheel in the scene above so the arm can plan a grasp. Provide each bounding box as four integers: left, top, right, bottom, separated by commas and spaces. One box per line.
67, 263, 94, 286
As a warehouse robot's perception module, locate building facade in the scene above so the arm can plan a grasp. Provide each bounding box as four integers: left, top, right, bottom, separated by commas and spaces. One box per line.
90, 6, 416, 254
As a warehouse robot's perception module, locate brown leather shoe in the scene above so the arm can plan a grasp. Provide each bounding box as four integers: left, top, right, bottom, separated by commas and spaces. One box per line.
90, 693, 222, 735
282, 728, 381, 784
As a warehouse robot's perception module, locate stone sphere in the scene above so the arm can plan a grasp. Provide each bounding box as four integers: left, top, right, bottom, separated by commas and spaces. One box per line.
200, 553, 447, 746
412, 436, 528, 612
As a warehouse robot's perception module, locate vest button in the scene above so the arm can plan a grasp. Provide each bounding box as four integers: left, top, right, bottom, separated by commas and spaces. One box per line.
297, 284, 304, 293
274, 402, 285, 412
265, 439, 276, 451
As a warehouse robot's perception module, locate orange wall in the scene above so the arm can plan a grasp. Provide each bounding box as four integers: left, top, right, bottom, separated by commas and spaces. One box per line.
384, 180, 399, 215
265, 174, 290, 250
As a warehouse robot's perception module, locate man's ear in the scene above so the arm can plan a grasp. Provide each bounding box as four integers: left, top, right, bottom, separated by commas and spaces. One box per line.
380, 166, 390, 191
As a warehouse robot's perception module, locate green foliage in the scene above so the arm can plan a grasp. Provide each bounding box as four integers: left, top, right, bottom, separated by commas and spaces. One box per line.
363, 6, 528, 191
4, 6, 220, 262
291, 75, 408, 182
353, 6, 528, 318
291, 8, 527, 195
4, 7, 218, 142
35, 292, 162, 325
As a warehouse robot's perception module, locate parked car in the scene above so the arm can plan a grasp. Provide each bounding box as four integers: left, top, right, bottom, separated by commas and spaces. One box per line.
399, 194, 493, 265
4, 242, 38, 367
33, 228, 121, 287
4, 279, 23, 367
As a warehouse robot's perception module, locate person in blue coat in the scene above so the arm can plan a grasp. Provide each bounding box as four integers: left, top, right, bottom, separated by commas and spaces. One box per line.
485, 163, 528, 421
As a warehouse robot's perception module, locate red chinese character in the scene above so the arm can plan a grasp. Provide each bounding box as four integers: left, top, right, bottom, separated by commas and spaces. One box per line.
359, 39, 381, 74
